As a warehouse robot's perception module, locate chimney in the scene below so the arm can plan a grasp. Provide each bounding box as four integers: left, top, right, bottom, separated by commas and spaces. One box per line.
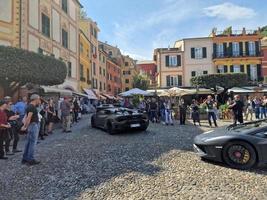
242, 27, 246, 35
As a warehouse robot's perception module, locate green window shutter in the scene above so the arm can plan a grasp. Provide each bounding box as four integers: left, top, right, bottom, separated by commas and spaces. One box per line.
178, 75, 182, 86
230, 65, 234, 73
191, 48, 195, 58
239, 42, 243, 56
202, 47, 207, 58
240, 65, 244, 72
224, 65, 228, 73
246, 65, 251, 80
177, 55, 181, 66
223, 43, 227, 56
165, 55, 169, 67
245, 42, 249, 56
166, 75, 170, 87
257, 64, 262, 81
228, 42, 232, 57
255, 41, 260, 56
213, 43, 216, 58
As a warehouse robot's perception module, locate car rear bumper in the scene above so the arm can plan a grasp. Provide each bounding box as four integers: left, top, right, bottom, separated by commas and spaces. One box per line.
112, 120, 149, 131
193, 144, 223, 162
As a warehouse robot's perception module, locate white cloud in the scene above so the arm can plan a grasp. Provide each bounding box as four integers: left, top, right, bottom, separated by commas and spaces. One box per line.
204, 2, 256, 20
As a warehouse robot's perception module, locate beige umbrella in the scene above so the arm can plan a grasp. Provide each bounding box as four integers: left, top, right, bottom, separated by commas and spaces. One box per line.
168, 87, 193, 97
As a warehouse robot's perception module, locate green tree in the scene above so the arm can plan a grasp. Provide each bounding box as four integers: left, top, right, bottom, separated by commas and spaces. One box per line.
191, 73, 248, 94
0, 46, 67, 96
132, 75, 149, 90
260, 26, 267, 36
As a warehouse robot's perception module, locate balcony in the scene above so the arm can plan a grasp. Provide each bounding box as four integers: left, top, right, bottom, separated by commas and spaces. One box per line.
213, 51, 262, 59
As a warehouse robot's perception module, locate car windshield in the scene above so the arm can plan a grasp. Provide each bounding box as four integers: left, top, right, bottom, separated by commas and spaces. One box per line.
228, 120, 267, 132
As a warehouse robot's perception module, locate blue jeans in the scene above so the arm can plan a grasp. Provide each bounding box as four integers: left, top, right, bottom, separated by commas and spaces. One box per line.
260, 107, 266, 119
23, 123, 39, 161
255, 107, 260, 119
160, 109, 165, 122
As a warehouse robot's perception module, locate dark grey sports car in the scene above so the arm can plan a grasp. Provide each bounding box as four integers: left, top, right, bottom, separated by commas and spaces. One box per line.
91, 106, 149, 134
194, 120, 267, 170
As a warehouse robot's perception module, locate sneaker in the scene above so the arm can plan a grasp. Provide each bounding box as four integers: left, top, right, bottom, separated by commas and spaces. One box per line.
21, 159, 28, 164
13, 149, 23, 153
6, 152, 15, 156
0, 157, 8, 160
27, 160, 41, 165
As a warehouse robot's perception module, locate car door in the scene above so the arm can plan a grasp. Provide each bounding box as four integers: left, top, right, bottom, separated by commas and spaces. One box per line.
95, 110, 110, 128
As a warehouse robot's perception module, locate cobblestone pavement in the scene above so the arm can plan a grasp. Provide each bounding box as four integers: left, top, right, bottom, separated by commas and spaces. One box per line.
0, 116, 267, 200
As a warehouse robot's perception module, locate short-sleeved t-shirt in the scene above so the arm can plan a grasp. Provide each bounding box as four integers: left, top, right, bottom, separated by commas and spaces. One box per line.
26, 104, 39, 123
0, 110, 8, 127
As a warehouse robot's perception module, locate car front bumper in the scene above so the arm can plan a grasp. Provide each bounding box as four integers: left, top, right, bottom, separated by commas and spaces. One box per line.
193, 143, 223, 162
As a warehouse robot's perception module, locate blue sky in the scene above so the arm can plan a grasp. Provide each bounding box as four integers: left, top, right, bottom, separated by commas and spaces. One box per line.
80, 0, 266, 60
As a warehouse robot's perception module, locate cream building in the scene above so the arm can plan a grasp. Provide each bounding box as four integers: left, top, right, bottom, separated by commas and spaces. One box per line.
0, 0, 20, 47
80, 18, 100, 92
122, 55, 138, 92
153, 48, 183, 88
174, 37, 215, 86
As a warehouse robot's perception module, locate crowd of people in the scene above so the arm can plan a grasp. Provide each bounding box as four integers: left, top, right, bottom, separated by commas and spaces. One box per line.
0, 94, 87, 164
121, 94, 267, 128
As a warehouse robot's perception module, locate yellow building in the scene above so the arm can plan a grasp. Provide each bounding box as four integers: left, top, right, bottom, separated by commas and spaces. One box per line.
122, 55, 138, 91
98, 47, 108, 93
79, 29, 91, 91
212, 28, 262, 82
0, 0, 20, 47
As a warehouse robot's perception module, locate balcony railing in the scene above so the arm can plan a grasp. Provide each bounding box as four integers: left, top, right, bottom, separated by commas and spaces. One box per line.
214, 30, 259, 37
213, 51, 262, 59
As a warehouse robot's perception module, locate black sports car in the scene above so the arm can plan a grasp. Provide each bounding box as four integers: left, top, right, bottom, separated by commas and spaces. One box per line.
91, 106, 149, 134
193, 120, 267, 170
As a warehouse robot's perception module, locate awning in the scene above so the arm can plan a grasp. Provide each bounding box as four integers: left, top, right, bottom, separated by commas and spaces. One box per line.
73, 91, 88, 98
41, 86, 72, 96
99, 94, 107, 100
83, 89, 98, 100
102, 93, 115, 99
228, 87, 267, 94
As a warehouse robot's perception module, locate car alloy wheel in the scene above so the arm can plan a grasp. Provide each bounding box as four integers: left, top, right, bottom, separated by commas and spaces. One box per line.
223, 141, 257, 170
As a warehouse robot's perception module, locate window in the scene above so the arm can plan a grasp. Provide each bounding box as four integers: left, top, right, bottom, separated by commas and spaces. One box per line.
93, 62, 96, 75
166, 75, 182, 87
103, 56, 105, 63
125, 87, 129, 91
87, 49, 89, 58
125, 62, 129, 66
62, 0, 68, 13
216, 44, 224, 57
93, 28, 97, 39
41, 14, 50, 38
250, 64, 257, 81
233, 65, 240, 73
195, 48, 203, 59
125, 79, 129, 84
100, 82, 102, 91
87, 69, 89, 81
103, 69, 106, 76
203, 71, 208, 75
109, 51, 113, 57
99, 67, 102, 75
104, 83, 106, 91
62, 29, 68, 48
67, 62, 72, 77
249, 41, 256, 56
233, 42, 239, 57
217, 65, 224, 73
191, 71, 196, 77
80, 64, 84, 80
108, 84, 111, 92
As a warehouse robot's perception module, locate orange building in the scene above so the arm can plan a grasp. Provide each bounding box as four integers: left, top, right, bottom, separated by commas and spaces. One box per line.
261, 37, 267, 83
211, 28, 262, 82
106, 59, 121, 96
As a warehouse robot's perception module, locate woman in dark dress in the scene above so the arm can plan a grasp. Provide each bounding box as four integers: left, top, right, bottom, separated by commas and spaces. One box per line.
47, 99, 56, 134
191, 99, 201, 126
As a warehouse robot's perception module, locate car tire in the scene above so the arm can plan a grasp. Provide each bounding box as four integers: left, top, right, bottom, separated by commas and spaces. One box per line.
91, 117, 96, 128
222, 141, 257, 170
106, 122, 115, 135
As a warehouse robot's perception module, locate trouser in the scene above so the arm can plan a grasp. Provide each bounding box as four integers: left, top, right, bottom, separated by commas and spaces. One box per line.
255, 107, 260, 119
260, 107, 266, 119
4, 128, 12, 152
39, 117, 46, 137
234, 113, 244, 125
208, 112, 217, 127
62, 115, 71, 131
165, 110, 173, 124
12, 127, 19, 150
150, 110, 157, 122
0, 130, 7, 157
5, 127, 20, 151
160, 109, 165, 122
22, 123, 39, 161
180, 110, 186, 125
245, 109, 254, 121
74, 111, 78, 122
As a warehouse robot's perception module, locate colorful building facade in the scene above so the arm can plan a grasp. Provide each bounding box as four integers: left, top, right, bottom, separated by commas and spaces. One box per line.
79, 29, 91, 91
106, 59, 121, 96
121, 55, 138, 92
211, 28, 262, 82
261, 37, 267, 83
154, 48, 183, 88
98, 47, 108, 93
136, 60, 157, 88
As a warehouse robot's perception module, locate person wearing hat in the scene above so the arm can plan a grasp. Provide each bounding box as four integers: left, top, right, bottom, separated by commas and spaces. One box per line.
21, 94, 41, 165
0, 100, 11, 160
